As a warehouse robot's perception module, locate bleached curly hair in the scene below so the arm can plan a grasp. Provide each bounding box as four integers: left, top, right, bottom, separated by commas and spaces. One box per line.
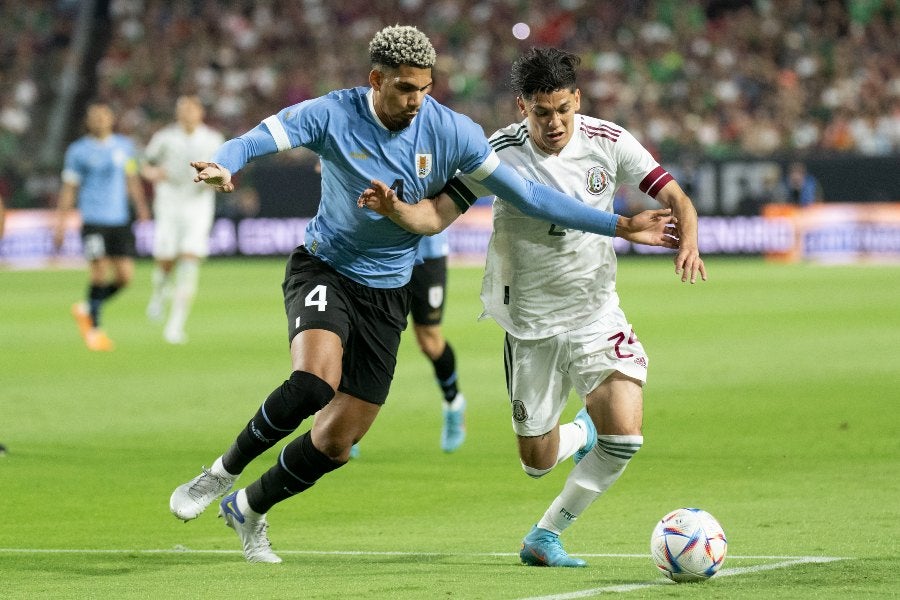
368, 25, 436, 70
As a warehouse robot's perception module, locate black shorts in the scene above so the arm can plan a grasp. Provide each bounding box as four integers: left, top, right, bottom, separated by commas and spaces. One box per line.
81, 224, 136, 260
408, 256, 447, 326
282, 246, 410, 405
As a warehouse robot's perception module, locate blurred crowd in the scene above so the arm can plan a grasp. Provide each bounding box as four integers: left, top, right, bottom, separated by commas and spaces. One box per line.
1, 0, 898, 208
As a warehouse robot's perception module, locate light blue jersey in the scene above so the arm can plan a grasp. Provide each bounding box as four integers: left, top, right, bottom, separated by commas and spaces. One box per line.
61, 134, 137, 226
214, 87, 623, 287
417, 230, 449, 260
258, 87, 489, 287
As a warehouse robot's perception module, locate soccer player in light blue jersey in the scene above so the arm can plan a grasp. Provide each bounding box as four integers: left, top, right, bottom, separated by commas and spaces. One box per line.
169, 25, 678, 563
54, 103, 150, 352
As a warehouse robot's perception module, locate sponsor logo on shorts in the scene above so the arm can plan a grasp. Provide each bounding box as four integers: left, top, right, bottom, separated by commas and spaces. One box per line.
634, 356, 647, 368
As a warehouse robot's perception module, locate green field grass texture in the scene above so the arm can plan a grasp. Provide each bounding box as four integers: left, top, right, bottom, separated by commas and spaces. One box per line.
1, 257, 898, 599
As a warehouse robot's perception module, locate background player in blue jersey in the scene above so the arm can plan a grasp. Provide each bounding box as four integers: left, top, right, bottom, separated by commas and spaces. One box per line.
351, 231, 466, 459
53, 103, 150, 352
169, 25, 678, 563
409, 232, 467, 452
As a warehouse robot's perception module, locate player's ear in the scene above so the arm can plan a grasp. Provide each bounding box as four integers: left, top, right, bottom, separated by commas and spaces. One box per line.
516, 96, 527, 117
573, 88, 582, 111
369, 69, 383, 90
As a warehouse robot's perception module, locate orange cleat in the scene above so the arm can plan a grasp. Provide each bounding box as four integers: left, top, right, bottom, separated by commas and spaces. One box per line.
85, 328, 115, 352
71, 302, 93, 340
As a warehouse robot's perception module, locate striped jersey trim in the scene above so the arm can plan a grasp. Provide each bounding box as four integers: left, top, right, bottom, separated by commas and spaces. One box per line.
580, 122, 621, 141
639, 166, 674, 198
490, 125, 529, 153
263, 115, 292, 152
441, 177, 480, 214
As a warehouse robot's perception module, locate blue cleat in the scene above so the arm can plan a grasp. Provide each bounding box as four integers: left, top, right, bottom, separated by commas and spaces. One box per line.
519, 525, 587, 567
573, 407, 597, 464
349, 443, 360, 459
441, 394, 466, 452
219, 491, 282, 563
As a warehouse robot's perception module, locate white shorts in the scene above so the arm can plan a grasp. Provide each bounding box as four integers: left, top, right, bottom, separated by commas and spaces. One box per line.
503, 306, 648, 437
152, 200, 214, 260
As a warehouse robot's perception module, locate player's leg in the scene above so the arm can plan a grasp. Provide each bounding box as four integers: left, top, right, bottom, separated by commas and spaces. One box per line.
147, 258, 175, 322
218, 391, 376, 563
218, 262, 408, 562
533, 373, 643, 537
506, 332, 588, 476
523, 312, 647, 567
409, 256, 465, 451
163, 205, 212, 342
169, 248, 344, 521
148, 207, 177, 322
163, 254, 200, 344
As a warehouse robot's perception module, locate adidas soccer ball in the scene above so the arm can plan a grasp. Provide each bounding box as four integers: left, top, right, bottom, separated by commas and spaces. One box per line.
650, 507, 727, 582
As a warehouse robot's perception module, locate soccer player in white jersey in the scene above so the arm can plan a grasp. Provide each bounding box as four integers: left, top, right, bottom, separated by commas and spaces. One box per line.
169, 26, 679, 564
361, 47, 706, 567
142, 96, 225, 344
54, 103, 151, 352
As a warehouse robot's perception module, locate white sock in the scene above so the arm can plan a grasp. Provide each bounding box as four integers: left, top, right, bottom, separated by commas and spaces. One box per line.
235, 488, 262, 518
537, 434, 643, 535
555, 422, 586, 465
210, 456, 236, 478
166, 259, 199, 335
149, 266, 172, 308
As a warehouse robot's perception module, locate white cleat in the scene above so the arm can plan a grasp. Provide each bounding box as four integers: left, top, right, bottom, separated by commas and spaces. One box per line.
163, 328, 188, 345
219, 491, 282, 563
169, 467, 236, 521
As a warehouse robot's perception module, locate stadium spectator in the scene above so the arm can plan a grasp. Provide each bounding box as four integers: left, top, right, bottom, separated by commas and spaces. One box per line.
4, 2, 900, 210
168, 24, 677, 564
141, 95, 225, 345
364, 47, 705, 567
780, 161, 824, 207
53, 102, 150, 352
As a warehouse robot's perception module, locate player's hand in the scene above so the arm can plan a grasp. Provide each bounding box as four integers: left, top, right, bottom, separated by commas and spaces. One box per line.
674, 245, 707, 284
616, 208, 679, 248
191, 161, 234, 193
357, 179, 401, 216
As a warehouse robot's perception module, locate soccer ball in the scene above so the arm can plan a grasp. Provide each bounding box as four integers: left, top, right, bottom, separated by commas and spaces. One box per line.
650, 507, 727, 582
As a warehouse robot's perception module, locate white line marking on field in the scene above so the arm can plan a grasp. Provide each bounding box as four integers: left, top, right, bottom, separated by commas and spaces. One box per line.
0, 548, 844, 561
515, 556, 846, 600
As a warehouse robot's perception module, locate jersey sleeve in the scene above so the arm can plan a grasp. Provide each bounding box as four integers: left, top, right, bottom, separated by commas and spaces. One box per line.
212, 97, 330, 174
613, 128, 673, 199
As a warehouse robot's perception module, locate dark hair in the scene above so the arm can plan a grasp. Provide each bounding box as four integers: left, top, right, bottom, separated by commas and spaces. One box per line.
509, 47, 581, 98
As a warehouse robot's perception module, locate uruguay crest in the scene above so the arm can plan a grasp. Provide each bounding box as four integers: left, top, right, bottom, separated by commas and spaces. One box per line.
416, 153, 432, 178
585, 166, 610, 195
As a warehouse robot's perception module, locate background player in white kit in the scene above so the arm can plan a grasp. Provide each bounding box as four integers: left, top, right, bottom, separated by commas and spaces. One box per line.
361, 47, 706, 567
142, 95, 225, 344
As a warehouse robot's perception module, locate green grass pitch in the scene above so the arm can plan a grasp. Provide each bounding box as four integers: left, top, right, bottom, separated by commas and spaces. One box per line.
1, 256, 898, 599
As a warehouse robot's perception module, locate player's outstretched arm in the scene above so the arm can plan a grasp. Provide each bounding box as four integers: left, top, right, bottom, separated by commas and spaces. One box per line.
357, 179, 461, 234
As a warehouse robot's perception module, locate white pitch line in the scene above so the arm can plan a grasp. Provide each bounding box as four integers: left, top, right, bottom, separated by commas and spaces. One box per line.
515, 556, 846, 600
0, 548, 843, 561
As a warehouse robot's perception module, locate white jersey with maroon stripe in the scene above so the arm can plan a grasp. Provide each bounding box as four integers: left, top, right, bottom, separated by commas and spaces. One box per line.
475, 114, 672, 340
